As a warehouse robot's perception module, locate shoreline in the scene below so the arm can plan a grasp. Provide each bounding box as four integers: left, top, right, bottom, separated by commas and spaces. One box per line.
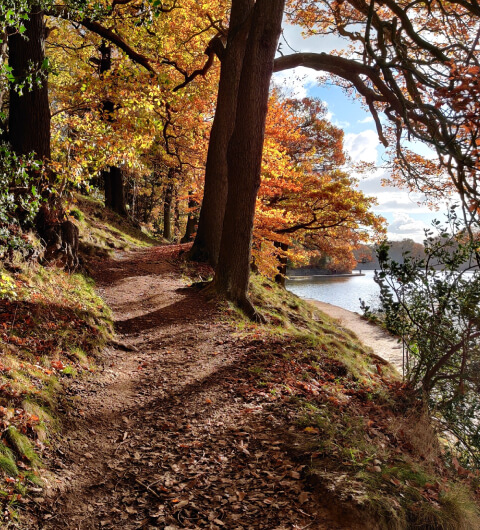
305, 298, 404, 373
287, 272, 365, 280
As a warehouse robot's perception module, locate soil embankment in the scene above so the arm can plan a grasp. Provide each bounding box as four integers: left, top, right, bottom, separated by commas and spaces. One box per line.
307, 300, 404, 372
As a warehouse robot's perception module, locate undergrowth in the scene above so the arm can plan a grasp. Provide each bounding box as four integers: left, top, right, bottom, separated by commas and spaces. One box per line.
226, 275, 480, 529
69, 194, 159, 260
0, 260, 112, 524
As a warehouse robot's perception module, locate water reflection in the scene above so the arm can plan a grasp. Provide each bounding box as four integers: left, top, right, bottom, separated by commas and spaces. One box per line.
286, 270, 380, 313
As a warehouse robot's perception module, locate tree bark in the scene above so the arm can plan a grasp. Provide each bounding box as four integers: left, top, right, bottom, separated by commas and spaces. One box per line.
163, 171, 175, 240
110, 166, 127, 215
274, 241, 289, 287
8, 6, 50, 160
214, 0, 285, 317
96, 41, 127, 217
0, 33, 7, 118
104, 167, 127, 215
174, 186, 180, 240
181, 191, 198, 243
189, 0, 254, 265
104, 168, 113, 208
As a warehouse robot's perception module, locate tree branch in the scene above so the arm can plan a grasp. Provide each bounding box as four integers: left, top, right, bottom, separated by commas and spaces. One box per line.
46, 7, 156, 74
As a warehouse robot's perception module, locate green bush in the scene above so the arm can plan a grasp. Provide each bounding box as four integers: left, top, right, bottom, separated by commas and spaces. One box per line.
0, 143, 42, 260
374, 209, 480, 466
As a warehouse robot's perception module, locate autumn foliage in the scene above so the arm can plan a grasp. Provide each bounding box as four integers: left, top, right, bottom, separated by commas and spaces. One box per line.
254, 92, 385, 276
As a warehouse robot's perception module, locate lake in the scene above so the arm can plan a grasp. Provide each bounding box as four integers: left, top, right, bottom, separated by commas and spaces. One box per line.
286, 270, 380, 313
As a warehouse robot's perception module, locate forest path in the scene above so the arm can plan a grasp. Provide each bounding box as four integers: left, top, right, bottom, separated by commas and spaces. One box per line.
32, 245, 354, 530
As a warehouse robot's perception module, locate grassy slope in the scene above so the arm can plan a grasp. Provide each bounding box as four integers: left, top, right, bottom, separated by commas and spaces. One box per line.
0, 195, 157, 525
229, 275, 480, 529
69, 194, 159, 260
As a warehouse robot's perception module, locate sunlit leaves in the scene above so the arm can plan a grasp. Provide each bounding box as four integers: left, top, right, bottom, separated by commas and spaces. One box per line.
253, 91, 385, 276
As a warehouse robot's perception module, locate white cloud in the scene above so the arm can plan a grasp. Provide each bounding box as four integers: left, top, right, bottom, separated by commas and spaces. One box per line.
357, 168, 389, 193
280, 22, 347, 54
358, 116, 374, 124
344, 130, 379, 163
333, 119, 351, 129
387, 213, 430, 242
375, 194, 435, 213
273, 22, 351, 98
357, 169, 439, 215
272, 67, 320, 99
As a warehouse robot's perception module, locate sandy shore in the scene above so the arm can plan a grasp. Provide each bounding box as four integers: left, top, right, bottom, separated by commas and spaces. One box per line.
307, 299, 404, 373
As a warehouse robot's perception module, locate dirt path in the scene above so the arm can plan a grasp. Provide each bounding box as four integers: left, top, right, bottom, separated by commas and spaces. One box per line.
307, 300, 404, 373
29, 246, 358, 530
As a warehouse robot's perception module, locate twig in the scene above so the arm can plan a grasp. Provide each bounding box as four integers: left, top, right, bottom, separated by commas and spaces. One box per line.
135, 478, 161, 499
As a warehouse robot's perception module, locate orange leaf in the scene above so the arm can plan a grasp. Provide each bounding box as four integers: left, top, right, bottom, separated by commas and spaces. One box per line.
304, 426, 319, 434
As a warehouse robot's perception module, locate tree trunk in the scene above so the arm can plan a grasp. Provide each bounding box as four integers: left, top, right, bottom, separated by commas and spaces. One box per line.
274, 241, 289, 287
173, 186, 180, 240
96, 41, 127, 217
214, 0, 285, 318
181, 192, 198, 243
110, 166, 127, 215
163, 172, 174, 240
8, 6, 50, 160
0, 33, 7, 119
189, 0, 254, 265
104, 166, 127, 215
104, 168, 113, 207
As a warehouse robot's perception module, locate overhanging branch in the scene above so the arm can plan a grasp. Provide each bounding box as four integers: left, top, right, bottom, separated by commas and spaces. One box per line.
46, 7, 156, 74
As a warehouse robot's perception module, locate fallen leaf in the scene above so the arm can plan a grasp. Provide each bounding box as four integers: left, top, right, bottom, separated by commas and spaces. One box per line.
299, 491, 309, 504
304, 427, 319, 434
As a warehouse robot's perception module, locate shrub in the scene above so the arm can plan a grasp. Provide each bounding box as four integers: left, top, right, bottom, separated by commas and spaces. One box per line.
0, 143, 42, 261
375, 209, 480, 466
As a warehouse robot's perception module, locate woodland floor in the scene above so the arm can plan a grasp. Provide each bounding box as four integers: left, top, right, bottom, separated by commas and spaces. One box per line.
26, 246, 386, 529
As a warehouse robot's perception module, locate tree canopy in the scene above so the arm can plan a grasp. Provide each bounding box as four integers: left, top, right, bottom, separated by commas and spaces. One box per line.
1, 0, 480, 315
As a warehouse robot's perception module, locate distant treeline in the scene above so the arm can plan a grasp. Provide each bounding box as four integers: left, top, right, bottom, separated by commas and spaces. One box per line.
355, 238, 479, 271
354, 240, 426, 270
288, 237, 480, 274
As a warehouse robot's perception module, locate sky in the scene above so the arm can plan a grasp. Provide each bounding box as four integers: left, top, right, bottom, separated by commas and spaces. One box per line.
272, 23, 445, 243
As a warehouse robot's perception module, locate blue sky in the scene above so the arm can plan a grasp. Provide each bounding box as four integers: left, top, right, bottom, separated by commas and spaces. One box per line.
273, 23, 445, 243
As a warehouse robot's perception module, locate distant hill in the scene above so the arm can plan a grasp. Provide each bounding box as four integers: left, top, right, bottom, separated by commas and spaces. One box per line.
354, 240, 426, 270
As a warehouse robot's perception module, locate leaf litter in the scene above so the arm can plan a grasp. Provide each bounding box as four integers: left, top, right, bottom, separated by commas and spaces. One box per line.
26, 246, 347, 529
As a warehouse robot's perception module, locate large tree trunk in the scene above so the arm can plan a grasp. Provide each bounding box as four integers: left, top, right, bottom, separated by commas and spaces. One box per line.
104, 168, 113, 207
8, 6, 50, 160
173, 186, 180, 240
214, 0, 285, 318
189, 0, 254, 265
0, 33, 8, 119
97, 41, 127, 217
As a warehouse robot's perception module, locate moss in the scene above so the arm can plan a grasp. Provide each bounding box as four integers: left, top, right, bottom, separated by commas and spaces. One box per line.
0, 444, 18, 477
61, 366, 77, 377
5, 427, 40, 467
69, 208, 84, 222
72, 194, 159, 258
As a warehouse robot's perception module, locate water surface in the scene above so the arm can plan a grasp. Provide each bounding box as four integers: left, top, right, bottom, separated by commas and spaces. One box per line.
286, 270, 380, 313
